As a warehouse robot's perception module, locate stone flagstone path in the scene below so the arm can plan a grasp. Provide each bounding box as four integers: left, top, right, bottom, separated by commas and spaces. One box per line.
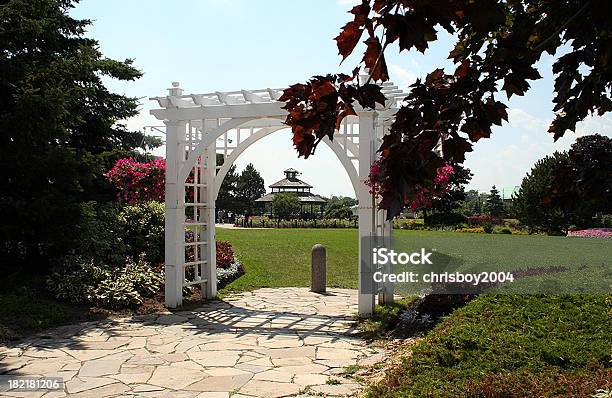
1, 288, 386, 397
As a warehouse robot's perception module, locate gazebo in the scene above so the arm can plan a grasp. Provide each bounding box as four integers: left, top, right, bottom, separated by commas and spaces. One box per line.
150, 73, 406, 315
255, 168, 327, 216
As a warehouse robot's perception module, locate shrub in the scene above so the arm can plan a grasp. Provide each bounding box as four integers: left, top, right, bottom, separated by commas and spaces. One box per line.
76, 202, 127, 266
483, 223, 494, 233
498, 227, 512, 234
121, 256, 164, 297
424, 212, 467, 227
46, 255, 109, 303
593, 214, 612, 228
105, 158, 165, 204
393, 218, 426, 230
75, 201, 165, 266
47, 255, 163, 309
502, 218, 521, 228
216, 241, 235, 269
119, 201, 165, 264
93, 276, 142, 309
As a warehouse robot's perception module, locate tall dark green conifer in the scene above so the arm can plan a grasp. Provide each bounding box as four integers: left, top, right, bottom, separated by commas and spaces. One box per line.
485, 186, 505, 217
0, 0, 145, 266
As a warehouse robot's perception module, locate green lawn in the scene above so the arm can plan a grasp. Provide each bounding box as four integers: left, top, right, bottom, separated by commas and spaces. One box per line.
217, 228, 611, 294
216, 228, 361, 293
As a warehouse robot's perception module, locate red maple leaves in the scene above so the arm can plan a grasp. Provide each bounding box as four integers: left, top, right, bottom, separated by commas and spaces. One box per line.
279, 74, 385, 158
280, 0, 610, 218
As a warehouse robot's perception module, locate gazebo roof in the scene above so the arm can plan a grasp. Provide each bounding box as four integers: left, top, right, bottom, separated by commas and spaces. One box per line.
269, 178, 312, 189
255, 192, 327, 203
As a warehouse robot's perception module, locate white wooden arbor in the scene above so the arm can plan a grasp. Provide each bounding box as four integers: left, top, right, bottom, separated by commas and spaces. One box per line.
150, 76, 406, 315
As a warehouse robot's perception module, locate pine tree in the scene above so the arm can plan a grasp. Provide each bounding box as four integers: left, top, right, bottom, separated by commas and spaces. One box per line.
486, 186, 505, 217
0, 0, 145, 266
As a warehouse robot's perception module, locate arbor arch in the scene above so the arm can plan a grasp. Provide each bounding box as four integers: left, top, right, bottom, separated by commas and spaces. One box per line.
214, 126, 360, 200
150, 79, 405, 315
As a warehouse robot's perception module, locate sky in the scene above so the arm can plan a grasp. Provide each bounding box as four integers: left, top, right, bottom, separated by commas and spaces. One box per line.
70, 0, 611, 198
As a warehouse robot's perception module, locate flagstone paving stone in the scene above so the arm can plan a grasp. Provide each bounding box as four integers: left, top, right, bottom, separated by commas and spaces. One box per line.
1, 288, 385, 397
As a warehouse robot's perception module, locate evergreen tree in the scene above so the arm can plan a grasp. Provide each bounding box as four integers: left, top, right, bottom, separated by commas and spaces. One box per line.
236, 163, 266, 221
551, 134, 612, 223
512, 153, 569, 234
485, 186, 505, 217
0, 0, 146, 266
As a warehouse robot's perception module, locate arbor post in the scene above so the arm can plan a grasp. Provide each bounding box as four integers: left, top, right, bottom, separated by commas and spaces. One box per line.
164, 118, 185, 308
202, 121, 218, 299
357, 111, 377, 316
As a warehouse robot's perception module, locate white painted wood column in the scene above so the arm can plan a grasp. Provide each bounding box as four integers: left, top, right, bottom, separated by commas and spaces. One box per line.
202, 120, 218, 299
164, 119, 186, 308
378, 209, 394, 305
377, 120, 394, 306
357, 111, 377, 316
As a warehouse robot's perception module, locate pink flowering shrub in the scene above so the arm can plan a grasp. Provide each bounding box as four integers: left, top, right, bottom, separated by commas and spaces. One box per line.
105, 158, 165, 204
409, 163, 455, 212
367, 159, 383, 197
367, 160, 456, 211
567, 228, 612, 238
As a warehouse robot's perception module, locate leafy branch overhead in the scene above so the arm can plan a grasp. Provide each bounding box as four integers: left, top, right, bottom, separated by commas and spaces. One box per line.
280, 0, 611, 218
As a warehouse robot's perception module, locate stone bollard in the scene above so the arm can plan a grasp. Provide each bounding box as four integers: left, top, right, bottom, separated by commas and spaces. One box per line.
311, 244, 326, 293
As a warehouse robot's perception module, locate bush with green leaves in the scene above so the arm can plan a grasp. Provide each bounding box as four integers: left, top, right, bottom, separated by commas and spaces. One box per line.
76, 202, 127, 266
46, 255, 109, 303
73, 201, 164, 266
424, 212, 467, 227
47, 255, 163, 309
93, 277, 142, 309
512, 152, 570, 234
594, 214, 612, 228
119, 201, 165, 264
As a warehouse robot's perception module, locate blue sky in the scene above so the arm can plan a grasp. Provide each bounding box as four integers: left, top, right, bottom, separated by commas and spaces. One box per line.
71, 0, 611, 198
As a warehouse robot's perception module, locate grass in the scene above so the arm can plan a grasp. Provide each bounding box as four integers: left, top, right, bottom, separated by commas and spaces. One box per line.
356, 298, 416, 340
216, 228, 361, 294
217, 228, 611, 294
0, 273, 96, 341
365, 294, 611, 398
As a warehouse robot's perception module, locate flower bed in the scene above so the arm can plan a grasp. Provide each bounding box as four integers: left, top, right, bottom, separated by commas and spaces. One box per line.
567, 228, 612, 238
217, 259, 245, 289
184, 232, 245, 287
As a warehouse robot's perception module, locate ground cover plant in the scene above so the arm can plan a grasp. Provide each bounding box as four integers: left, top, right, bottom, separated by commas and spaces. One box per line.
365, 294, 611, 398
